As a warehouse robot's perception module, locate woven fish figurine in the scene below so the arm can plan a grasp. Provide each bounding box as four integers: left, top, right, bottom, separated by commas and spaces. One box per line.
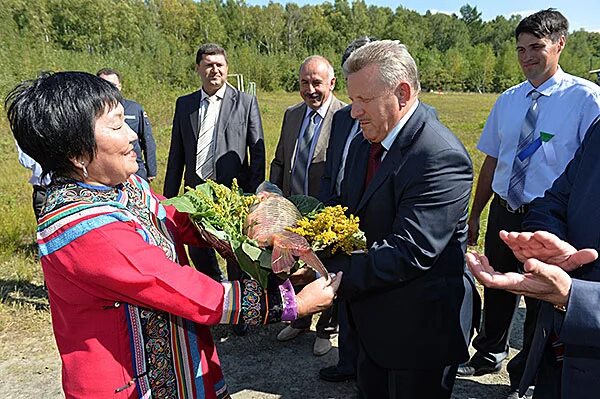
244, 183, 330, 281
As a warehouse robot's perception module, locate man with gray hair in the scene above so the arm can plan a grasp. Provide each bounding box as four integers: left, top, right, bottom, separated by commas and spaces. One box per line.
323, 40, 476, 398
270, 55, 345, 356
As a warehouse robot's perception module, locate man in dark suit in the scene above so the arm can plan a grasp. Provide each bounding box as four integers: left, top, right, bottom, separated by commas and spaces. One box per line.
270, 55, 345, 356
467, 117, 600, 399
164, 43, 265, 287
97, 68, 157, 182
324, 40, 475, 398
317, 36, 376, 383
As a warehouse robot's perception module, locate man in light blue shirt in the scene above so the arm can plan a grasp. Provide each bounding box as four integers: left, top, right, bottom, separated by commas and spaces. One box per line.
459, 9, 600, 399
17, 145, 51, 220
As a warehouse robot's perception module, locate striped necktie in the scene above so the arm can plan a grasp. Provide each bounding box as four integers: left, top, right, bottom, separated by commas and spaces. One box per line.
196, 96, 219, 180
506, 90, 542, 210
291, 110, 318, 195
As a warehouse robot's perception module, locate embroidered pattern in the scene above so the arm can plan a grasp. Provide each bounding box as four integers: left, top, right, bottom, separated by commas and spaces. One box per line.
241, 280, 262, 326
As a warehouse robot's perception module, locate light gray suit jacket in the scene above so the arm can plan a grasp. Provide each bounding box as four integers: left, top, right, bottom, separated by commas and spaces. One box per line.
269, 96, 345, 197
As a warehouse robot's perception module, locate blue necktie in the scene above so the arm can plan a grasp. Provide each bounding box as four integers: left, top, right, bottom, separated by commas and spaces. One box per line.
291, 111, 317, 195
506, 90, 542, 210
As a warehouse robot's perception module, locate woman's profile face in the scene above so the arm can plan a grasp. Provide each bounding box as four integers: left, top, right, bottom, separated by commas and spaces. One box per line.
85, 103, 138, 186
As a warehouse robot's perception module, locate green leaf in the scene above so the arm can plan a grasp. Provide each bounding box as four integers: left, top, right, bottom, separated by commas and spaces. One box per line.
192, 183, 214, 198
288, 195, 323, 216
233, 245, 271, 288
162, 196, 196, 214
241, 241, 263, 261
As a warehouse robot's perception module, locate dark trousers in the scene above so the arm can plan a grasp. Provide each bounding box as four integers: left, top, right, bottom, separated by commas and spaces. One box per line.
357, 341, 458, 399
32, 185, 47, 220
292, 300, 338, 338
472, 196, 539, 387
188, 246, 245, 282
189, 246, 222, 281
531, 348, 561, 399
337, 299, 358, 374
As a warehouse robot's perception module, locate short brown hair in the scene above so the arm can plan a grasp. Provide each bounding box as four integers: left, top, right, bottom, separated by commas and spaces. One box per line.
196, 43, 228, 64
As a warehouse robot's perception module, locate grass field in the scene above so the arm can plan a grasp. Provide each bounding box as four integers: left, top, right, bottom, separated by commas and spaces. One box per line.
0, 90, 498, 396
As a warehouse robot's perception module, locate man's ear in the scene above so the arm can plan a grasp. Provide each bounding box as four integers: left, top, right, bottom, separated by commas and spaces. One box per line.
330, 76, 336, 91
395, 82, 412, 108
557, 35, 566, 54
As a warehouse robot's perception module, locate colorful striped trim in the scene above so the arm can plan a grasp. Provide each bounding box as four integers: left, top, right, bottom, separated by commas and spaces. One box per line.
171, 316, 195, 399
38, 212, 131, 256
125, 304, 151, 398
38, 204, 125, 240
184, 318, 206, 399
214, 379, 228, 399
219, 282, 241, 324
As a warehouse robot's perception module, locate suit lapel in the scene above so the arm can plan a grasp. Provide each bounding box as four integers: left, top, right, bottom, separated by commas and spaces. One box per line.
216, 85, 236, 137
345, 135, 370, 212
188, 91, 202, 141
313, 97, 342, 162
287, 103, 307, 168
355, 103, 428, 213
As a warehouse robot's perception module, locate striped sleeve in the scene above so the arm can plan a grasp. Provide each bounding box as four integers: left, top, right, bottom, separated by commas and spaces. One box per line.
219, 277, 284, 325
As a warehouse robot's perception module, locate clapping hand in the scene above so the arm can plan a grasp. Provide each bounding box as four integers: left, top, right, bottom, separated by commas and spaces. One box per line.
500, 230, 598, 272
466, 252, 572, 307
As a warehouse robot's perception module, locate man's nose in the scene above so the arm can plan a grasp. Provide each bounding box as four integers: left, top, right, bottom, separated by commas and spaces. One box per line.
351, 102, 363, 118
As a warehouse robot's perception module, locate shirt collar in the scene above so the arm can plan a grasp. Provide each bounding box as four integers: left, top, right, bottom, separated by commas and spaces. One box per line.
524, 66, 564, 98
304, 93, 333, 120
380, 99, 420, 151
200, 84, 227, 102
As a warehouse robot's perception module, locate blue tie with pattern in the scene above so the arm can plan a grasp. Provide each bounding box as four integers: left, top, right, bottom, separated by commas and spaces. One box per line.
291, 111, 317, 195
506, 90, 542, 210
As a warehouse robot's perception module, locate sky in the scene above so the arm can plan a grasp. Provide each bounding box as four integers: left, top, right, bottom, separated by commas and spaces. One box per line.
246, 1, 599, 32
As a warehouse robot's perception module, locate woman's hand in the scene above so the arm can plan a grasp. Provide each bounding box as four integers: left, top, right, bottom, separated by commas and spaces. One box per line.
295, 272, 343, 318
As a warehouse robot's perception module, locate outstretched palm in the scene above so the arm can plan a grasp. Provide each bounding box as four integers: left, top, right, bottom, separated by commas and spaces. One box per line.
466, 252, 571, 306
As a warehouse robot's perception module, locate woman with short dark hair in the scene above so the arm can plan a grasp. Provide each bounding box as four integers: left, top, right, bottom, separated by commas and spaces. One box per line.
6, 71, 341, 399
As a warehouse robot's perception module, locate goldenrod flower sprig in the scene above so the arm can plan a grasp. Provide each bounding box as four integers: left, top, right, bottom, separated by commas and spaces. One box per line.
287, 205, 366, 255
167, 179, 256, 243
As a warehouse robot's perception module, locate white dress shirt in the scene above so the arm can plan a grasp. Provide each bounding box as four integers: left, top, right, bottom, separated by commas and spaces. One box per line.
478, 68, 600, 203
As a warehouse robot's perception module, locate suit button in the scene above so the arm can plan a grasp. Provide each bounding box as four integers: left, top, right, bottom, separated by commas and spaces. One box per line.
114, 301, 121, 308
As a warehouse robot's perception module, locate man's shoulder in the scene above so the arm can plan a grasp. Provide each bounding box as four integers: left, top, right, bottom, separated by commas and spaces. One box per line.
229, 86, 254, 103
285, 101, 306, 114
176, 90, 201, 103
560, 72, 600, 96
333, 104, 352, 121
417, 104, 468, 153
122, 98, 143, 112
499, 80, 529, 98
329, 96, 347, 112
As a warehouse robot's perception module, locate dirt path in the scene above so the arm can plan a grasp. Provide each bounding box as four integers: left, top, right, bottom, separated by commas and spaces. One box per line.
0, 303, 526, 399
215, 318, 522, 399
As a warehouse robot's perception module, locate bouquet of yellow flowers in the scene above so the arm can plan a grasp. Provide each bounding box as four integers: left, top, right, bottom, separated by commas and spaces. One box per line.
164, 180, 366, 286
287, 204, 366, 256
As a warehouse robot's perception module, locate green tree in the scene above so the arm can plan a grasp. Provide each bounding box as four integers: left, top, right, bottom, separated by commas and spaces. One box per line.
459, 4, 483, 43
425, 11, 470, 52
